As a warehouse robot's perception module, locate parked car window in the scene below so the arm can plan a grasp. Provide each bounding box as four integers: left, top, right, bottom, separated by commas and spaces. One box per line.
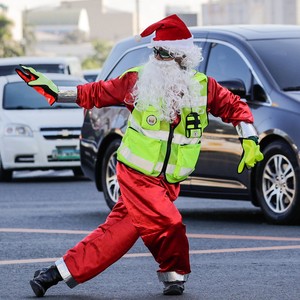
0, 64, 66, 76
107, 47, 152, 80
249, 38, 300, 91
3, 80, 81, 110
206, 43, 252, 92
83, 69, 101, 82
0, 57, 83, 77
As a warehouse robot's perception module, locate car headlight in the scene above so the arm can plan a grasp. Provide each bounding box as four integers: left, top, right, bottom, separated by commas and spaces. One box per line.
4, 124, 33, 137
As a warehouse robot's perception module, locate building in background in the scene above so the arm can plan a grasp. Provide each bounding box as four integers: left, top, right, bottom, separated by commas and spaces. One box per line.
22, 0, 134, 57
3, 0, 300, 59
25, 6, 90, 43
21, 0, 202, 58
61, 0, 133, 41
202, 0, 298, 25
166, 6, 199, 26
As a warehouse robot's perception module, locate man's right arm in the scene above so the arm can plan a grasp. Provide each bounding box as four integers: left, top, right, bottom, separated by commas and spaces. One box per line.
16, 65, 137, 109
76, 72, 137, 109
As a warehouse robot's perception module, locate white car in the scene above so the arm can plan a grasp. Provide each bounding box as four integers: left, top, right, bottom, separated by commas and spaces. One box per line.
0, 56, 83, 78
0, 73, 85, 181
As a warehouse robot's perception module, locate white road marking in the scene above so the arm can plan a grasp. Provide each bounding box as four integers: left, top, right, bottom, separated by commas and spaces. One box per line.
1, 228, 299, 266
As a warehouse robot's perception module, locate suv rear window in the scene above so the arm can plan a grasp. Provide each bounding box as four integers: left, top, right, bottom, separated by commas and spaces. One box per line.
249, 38, 300, 90
3, 80, 81, 110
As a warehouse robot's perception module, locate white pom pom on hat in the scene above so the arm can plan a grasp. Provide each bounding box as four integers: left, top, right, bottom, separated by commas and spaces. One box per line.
134, 34, 142, 42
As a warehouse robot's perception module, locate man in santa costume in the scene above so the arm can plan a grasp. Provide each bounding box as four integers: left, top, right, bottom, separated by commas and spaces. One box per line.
16, 14, 263, 297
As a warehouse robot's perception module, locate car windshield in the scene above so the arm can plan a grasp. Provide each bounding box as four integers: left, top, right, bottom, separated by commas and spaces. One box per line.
3, 80, 81, 109
249, 38, 300, 91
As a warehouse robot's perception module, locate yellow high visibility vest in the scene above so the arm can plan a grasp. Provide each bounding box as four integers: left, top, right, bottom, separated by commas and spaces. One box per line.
117, 67, 208, 183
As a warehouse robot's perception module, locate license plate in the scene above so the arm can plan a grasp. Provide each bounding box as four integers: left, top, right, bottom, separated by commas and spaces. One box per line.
52, 147, 80, 161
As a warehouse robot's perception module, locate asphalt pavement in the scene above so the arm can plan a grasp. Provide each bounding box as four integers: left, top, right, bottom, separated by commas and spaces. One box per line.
0, 170, 300, 299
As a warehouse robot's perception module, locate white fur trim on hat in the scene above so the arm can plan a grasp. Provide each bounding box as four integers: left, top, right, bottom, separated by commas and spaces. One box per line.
151, 36, 194, 49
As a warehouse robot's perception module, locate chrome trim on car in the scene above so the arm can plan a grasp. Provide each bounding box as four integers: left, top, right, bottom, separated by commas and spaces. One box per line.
184, 176, 247, 189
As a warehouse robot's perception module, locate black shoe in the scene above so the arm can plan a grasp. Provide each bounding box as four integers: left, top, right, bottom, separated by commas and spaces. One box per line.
163, 281, 185, 295
33, 268, 48, 278
30, 265, 62, 297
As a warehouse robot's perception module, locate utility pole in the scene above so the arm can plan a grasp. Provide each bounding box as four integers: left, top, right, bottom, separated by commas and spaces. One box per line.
22, 8, 27, 55
135, 0, 140, 34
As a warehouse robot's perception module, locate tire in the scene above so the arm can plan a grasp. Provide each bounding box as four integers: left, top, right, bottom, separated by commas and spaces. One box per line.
255, 140, 300, 224
72, 167, 84, 177
101, 139, 121, 210
0, 157, 13, 182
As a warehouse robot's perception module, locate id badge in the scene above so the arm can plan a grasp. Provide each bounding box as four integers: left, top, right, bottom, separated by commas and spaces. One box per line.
185, 112, 202, 138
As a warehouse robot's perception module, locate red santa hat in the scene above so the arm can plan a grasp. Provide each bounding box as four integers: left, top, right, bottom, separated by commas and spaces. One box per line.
136, 14, 194, 49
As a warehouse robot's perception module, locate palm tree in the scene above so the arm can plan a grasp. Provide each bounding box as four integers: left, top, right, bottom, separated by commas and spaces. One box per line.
0, 13, 24, 57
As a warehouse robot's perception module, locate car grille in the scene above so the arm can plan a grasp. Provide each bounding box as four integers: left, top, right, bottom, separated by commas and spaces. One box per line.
40, 127, 81, 140
15, 155, 34, 163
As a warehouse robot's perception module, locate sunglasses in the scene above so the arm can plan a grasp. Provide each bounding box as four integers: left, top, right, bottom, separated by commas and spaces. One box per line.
153, 48, 174, 59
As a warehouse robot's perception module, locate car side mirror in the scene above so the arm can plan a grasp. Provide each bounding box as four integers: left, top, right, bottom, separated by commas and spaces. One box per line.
252, 84, 268, 102
218, 79, 246, 98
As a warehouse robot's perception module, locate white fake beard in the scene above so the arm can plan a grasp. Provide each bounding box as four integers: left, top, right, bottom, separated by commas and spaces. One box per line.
132, 56, 202, 122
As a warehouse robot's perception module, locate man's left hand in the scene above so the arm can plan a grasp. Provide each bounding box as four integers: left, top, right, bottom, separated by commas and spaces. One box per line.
238, 136, 264, 173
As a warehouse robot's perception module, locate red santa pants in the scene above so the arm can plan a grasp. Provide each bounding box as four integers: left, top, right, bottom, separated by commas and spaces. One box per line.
63, 163, 191, 283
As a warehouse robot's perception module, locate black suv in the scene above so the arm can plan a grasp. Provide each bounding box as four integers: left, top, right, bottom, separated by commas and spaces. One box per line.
80, 25, 300, 225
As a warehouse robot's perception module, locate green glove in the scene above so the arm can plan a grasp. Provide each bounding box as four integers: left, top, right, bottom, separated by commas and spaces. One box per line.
238, 136, 264, 173
15, 65, 59, 105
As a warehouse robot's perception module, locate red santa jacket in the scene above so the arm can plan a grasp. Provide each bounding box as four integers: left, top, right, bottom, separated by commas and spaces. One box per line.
76, 71, 253, 126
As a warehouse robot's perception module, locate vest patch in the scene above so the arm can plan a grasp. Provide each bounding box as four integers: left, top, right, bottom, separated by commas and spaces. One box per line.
147, 115, 157, 126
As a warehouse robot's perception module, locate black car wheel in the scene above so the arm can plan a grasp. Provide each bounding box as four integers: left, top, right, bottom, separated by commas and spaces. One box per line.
72, 167, 84, 178
101, 139, 121, 209
255, 141, 300, 224
0, 157, 12, 182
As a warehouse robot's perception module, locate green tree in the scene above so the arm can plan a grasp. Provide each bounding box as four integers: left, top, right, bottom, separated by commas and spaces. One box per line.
82, 39, 113, 69
0, 13, 24, 57
22, 9, 36, 55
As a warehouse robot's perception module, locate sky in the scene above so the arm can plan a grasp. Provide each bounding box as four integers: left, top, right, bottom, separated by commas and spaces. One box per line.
1, 0, 207, 30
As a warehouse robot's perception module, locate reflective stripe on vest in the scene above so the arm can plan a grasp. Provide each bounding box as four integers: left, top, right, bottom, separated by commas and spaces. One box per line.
117, 67, 208, 183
